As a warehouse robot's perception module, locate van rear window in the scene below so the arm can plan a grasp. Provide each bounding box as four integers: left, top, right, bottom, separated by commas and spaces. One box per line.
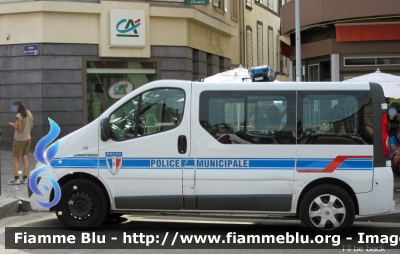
297, 91, 373, 145
199, 90, 373, 145
199, 91, 296, 145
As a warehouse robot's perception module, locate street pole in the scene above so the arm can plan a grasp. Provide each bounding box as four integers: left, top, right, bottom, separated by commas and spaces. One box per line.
295, 0, 302, 82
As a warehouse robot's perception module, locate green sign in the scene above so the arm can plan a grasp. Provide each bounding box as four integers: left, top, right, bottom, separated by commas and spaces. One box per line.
186, 0, 210, 5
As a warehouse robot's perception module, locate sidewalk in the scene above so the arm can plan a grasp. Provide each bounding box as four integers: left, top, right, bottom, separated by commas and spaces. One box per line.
0, 150, 36, 218
1, 150, 36, 199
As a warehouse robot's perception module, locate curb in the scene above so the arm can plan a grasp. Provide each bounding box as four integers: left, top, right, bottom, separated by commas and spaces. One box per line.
16, 196, 33, 213
0, 196, 32, 220
0, 197, 19, 220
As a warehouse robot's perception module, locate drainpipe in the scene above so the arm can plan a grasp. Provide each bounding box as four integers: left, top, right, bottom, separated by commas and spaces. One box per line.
295, 0, 302, 81
239, 1, 245, 67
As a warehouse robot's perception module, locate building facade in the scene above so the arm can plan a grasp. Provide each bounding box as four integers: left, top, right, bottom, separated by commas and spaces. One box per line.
280, 0, 400, 82
242, 0, 290, 79
0, 0, 242, 148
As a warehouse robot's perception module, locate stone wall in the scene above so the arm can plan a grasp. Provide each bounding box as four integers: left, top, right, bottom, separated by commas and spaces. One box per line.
0, 44, 98, 150
0, 44, 230, 150
151, 46, 193, 81
151, 46, 231, 81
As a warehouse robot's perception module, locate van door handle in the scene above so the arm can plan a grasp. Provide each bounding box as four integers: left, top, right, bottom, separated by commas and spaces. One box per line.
178, 135, 187, 154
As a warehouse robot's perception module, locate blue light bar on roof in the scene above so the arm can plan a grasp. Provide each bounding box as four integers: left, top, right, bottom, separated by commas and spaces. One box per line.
248, 65, 276, 82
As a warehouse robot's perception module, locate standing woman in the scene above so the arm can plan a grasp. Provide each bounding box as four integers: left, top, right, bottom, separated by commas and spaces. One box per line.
8, 100, 34, 185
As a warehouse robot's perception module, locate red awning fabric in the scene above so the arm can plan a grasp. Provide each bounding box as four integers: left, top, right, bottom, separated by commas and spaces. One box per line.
280, 41, 291, 58
336, 23, 400, 42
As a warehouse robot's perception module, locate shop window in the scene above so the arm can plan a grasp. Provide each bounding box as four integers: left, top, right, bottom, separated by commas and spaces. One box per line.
344, 56, 400, 67
293, 65, 305, 81
377, 57, 400, 65
85, 60, 158, 123
344, 58, 375, 66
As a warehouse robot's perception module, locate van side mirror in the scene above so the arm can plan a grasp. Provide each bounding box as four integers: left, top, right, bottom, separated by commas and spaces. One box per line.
100, 117, 111, 141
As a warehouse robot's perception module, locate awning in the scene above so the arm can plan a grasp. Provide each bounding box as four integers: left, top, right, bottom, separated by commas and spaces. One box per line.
279, 40, 291, 58
336, 22, 400, 42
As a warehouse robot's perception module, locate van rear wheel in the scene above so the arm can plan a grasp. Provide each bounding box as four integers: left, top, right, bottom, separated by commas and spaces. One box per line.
299, 184, 355, 234
55, 179, 108, 227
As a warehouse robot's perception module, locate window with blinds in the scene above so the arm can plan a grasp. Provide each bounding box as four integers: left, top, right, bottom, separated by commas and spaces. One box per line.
268, 28, 274, 68
247, 27, 253, 68
257, 22, 263, 66
231, 0, 239, 21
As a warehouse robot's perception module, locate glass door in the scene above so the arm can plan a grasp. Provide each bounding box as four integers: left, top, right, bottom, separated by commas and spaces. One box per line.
85, 59, 159, 123
308, 64, 320, 81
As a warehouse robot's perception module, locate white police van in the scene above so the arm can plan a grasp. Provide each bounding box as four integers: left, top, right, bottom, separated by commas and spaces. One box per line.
29, 71, 394, 234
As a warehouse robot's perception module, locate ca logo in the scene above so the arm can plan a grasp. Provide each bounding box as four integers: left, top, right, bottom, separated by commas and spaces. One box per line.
29, 118, 61, 209
116, 18, 141, 37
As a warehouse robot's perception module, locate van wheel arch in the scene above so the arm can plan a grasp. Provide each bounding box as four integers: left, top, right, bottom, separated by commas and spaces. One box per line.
296, 178, 359, 217
49, 173, 111, 214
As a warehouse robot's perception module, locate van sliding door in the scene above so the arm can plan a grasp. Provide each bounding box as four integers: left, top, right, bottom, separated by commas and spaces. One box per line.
192, 83, 297, 212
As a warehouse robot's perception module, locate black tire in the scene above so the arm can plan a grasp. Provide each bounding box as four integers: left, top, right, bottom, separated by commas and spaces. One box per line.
55, 179, 109, 227
299, 184, 355, 235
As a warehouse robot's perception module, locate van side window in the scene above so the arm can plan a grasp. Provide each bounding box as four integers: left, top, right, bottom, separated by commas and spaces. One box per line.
109, 88, 185, 141
297, 91, 373, 145
199, 91, 296, 144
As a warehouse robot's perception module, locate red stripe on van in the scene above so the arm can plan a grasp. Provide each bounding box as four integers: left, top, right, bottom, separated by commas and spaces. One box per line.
297, 155, 373, 173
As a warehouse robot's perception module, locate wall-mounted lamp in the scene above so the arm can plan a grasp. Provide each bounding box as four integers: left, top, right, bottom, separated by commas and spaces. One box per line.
6, 33, 10, 40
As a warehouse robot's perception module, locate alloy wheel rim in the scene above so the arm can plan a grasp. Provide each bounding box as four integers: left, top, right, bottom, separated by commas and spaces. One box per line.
308, 194, 346, 230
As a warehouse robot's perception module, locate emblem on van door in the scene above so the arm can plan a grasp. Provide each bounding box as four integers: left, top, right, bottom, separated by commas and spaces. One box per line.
106, 152, 123, 175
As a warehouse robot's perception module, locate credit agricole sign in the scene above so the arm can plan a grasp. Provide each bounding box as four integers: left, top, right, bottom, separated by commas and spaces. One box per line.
110, 9, 145, 48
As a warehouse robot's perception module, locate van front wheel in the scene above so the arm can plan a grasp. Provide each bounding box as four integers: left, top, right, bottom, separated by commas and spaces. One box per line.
55, 179, 108, 227
299, 184, 355, 234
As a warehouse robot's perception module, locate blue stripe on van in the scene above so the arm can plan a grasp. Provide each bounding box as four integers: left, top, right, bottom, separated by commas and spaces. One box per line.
336, 159, 373, 170
50, 157, 373, 171
51, 157, 98, 168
